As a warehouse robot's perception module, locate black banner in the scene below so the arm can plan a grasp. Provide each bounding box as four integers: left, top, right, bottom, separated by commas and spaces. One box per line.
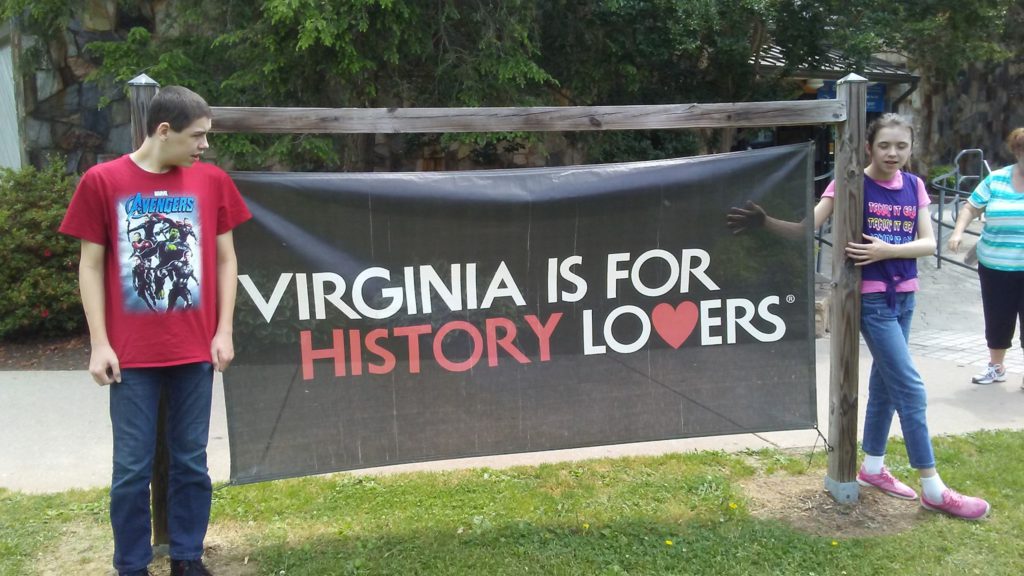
225, 143, 816, 484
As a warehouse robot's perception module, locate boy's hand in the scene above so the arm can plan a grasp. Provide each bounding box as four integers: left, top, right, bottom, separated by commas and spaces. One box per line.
89, 344, 121, 386
211, 332, 235, 372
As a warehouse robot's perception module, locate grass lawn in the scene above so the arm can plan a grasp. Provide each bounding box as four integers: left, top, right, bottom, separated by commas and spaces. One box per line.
3, 430, 1022, 575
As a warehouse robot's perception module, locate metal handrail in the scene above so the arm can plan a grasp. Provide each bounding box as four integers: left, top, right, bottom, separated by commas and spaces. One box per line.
931, 149, 989, 271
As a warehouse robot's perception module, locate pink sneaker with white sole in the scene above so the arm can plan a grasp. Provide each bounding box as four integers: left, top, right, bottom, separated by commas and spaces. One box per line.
856, 466, 918, 500
921, 488, 990, 520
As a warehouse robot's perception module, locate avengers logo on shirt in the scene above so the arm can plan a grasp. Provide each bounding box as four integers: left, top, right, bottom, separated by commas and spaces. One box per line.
118, 192, 202, 313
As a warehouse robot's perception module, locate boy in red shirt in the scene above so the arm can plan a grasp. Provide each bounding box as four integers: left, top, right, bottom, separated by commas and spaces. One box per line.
60, 86, 251, 576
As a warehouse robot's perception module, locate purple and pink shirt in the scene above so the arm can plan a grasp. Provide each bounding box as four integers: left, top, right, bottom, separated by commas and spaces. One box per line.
823, 171, 930, 294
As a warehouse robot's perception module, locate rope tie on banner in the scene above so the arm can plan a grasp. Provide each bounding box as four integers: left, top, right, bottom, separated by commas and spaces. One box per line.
814, 426, 833, 451
213, 482, 236, 492
806, 426, 833, 470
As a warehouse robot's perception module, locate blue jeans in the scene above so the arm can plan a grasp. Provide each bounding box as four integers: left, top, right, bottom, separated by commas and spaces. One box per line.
859, 292, 935, 470
109, 362, 214, 573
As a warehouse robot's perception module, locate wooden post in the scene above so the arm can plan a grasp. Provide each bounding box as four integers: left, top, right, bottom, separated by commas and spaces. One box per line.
128, 74, 158, 151
824, 73, 867, 503
128, 74, 170, 550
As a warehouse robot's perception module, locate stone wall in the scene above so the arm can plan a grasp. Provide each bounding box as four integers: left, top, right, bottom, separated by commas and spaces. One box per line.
15, 0, 133, 172
924, 57, 1024, 170
911, 3, 1024, 174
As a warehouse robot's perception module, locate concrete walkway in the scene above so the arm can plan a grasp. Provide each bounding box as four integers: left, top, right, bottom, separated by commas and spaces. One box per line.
4, 239, 1022, 493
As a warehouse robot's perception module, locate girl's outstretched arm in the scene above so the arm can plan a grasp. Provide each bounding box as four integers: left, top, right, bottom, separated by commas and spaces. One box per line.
813, 197, 834, 229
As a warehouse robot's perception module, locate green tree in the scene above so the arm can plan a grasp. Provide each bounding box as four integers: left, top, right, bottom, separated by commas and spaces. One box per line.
536, 0, 802, 161
807, 0, 1014, 166
4, 0, 1014, 168
82, 0, 554, 170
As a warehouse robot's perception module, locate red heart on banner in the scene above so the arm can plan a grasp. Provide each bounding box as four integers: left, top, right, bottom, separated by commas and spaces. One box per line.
651, 301, 699, 349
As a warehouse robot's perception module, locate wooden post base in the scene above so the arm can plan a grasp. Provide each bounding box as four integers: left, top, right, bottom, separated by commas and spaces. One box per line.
824, 476, 860, 503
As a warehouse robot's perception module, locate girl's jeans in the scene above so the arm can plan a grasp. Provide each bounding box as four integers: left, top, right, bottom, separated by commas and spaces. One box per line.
109, 362, 214, 573
859, 292, 936, 470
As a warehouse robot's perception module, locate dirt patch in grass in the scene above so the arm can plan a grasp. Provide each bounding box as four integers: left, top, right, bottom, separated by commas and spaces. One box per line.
35, 521, 110, 576
741, 472, 925, 538
34, 521, 260, 576
199, 525, 263, 576
140, 539, 260, 576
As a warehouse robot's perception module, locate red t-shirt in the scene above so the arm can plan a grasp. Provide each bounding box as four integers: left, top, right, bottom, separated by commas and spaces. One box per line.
59, 155, 252, 368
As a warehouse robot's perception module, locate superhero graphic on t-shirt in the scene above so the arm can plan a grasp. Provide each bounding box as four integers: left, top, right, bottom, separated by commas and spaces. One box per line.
130, 256, 159, 312
118, 192, 202, 313
173, 217, 197, 244
166, 257, 197, 311
129, 232, 155, 259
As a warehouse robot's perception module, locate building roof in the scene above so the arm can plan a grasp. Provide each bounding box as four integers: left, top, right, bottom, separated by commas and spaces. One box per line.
756, 44, 919, 84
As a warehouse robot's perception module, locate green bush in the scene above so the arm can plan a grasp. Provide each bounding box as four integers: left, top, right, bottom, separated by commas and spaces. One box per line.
0, 161, 84, 340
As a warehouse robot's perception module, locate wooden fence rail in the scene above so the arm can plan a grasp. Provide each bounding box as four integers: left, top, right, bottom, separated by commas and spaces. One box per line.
209, 100, 846, 134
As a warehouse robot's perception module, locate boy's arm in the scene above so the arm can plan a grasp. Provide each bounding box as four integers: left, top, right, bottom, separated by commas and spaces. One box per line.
80, 240, 120, 385
211, 230, 239, 372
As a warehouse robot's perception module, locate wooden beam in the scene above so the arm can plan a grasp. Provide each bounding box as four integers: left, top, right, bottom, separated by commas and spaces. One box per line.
209, 100, 846, 134
825, 73, 867, 504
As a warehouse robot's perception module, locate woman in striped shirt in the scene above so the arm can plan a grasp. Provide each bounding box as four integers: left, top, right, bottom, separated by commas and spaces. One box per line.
949, 128, 1024, 388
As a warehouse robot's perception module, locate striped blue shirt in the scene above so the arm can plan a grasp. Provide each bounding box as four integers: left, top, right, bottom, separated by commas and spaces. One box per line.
970, 165, 1024, 271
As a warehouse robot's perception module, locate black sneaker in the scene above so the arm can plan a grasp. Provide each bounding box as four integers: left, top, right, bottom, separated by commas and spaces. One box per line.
119, 571, 152, 576
170, 559, 213, 576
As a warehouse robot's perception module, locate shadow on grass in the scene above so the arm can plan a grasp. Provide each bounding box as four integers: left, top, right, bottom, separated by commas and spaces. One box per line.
239, 516, 862, 576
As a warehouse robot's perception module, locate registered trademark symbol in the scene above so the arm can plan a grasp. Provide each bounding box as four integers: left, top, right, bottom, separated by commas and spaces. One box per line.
786, 295, 796, 304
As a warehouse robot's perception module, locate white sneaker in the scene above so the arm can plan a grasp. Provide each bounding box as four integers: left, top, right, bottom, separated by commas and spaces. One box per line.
972, 363, 1006, 385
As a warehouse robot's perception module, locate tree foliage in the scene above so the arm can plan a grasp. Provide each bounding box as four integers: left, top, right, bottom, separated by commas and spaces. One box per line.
0, 0, 72, 34
780, 0, 1013, 80
536, 1, 793, 161
83, 0, 554, 170
4, 0, 1015, 168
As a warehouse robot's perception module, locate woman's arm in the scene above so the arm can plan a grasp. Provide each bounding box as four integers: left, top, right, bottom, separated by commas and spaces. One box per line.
947, 202, 983, 253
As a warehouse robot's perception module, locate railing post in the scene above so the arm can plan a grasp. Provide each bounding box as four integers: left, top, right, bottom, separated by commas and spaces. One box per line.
936, 181, 946, 269
127, 73, 170, 551
825, 73, 867, 504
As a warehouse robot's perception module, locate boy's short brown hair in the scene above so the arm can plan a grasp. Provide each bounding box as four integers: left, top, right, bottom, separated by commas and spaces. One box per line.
145, 86, 212, 136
